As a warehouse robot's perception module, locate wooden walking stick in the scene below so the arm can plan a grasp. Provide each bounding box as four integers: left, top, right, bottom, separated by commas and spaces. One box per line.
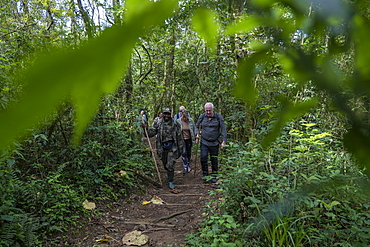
193, 140, 199, 178
194, 124, 201, 178
143, 120, 163, 186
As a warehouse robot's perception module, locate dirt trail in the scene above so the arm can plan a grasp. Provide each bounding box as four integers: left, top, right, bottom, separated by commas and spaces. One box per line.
55, 138, 218, 247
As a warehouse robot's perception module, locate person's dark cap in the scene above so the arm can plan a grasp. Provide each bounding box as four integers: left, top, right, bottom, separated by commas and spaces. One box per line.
163, 107, 171, 114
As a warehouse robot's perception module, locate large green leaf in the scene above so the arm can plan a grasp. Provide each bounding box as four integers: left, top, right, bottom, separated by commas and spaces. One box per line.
262, 98, 319, 147
0, 0, 177, 149
353, 15, 370, 83
344, 128, 370, 173
191, 7, 220, 52
234, 48, 271, 106
225, 16, 264, 35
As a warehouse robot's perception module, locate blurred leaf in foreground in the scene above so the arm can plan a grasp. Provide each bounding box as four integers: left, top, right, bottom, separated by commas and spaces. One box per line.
0, 0, 177, 149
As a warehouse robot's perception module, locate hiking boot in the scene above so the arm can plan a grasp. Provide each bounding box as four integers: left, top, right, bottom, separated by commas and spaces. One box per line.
182, 167, 188, 174
168, 181, 175, 189
202, 171, 209, 183
183, 166, 192, 174
167, 171, 175, 189
211, 171, 218, 183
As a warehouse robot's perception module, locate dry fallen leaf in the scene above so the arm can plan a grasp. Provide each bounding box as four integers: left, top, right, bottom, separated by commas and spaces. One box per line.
83, 199, 96, 210
150, 195, 165, 204
142, 196, 166, 205
122, 230, 148, 246
96, 234, 110, 242
142, 200, 151, 205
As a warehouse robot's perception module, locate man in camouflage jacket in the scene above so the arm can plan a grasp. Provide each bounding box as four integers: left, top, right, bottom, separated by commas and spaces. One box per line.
145, 107, 183, 189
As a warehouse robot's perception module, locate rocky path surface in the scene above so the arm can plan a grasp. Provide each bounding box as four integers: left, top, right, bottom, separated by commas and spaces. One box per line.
111, 171, 218, 247
54, 138, 218, 246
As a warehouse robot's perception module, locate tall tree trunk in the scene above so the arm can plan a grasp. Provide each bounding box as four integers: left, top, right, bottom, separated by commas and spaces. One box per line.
164, 32, 175, 108
231, 0, 246, 66
76, 0, 94, 39
113, 0, 122, 25
46, 4, 55, 31
21, 0, 29, 17
216, 42, 223, 115
124, 61, 133, 104
229, 0, 255, 141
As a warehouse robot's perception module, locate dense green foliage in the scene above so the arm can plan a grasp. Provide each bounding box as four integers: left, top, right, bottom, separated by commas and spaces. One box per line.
186, 121, 370, 246
0, 114, 153, 245
1, 0, 370, 246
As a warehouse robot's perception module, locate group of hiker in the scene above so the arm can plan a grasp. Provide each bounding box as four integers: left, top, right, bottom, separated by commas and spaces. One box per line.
139, 103, 227, 190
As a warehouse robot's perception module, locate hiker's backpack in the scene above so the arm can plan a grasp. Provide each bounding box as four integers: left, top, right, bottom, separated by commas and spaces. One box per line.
198, 112, 222, 127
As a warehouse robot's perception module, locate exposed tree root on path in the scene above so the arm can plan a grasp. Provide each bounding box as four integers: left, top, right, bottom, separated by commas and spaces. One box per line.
48, 137, 218, 246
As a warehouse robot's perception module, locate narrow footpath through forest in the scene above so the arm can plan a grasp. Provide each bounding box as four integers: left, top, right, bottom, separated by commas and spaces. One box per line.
55, 137, 219, 246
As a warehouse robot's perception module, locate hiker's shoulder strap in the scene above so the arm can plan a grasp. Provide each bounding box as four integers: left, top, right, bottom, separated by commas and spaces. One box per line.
214, 112, 221, 121
198, 113, 207, 124
198, 112, 222, 122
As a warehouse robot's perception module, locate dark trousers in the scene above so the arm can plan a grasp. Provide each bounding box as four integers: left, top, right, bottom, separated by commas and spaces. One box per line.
182, 139, 193, 167
200, 143, 219, 175
161, 148, 175, 172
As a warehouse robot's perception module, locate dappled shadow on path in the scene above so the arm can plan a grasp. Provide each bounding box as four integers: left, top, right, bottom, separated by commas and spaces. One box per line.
49, 137, 219, 246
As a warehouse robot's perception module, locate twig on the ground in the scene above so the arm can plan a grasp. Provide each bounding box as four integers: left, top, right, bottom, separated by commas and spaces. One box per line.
142, 228, 171, 233
121, 221, 175, 228
134, 170, 162, 187
160, 203, 193, 206
158, 193, 203, 196
111, 216, 175, 228
152, 209, 193, 223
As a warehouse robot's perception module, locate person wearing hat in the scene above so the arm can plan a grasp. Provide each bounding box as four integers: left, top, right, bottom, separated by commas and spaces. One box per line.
144, 107, 183, 189
174, 106, 191, 121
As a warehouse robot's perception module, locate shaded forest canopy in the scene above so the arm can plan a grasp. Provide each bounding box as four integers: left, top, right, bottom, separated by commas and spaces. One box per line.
1, 0, 370, 246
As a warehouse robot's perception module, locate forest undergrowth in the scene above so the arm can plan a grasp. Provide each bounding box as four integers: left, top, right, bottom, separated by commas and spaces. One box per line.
1, 112, 370, 247
1, 116, 369, 246
186, 121, 370, 247
2, 0, 370, 246
0, 118, 155, 246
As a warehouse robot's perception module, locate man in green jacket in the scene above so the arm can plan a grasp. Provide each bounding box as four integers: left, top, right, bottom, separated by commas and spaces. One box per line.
144, 107, 183, 189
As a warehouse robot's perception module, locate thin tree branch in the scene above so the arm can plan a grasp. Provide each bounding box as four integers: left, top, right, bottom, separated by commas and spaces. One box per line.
46, 5, 55, 31
137, 43, 153, 84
